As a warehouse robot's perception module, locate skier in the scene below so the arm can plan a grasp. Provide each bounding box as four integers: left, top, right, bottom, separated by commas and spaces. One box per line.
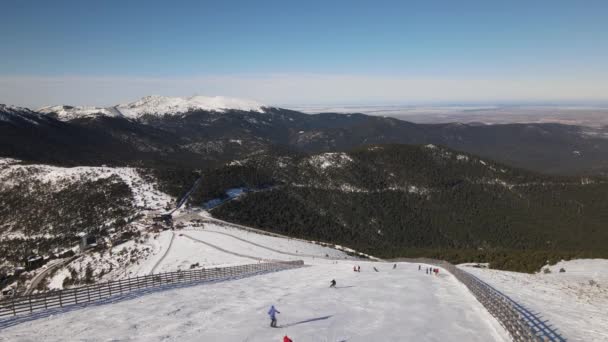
357, 265, 361, 272
283, 336, 293, 342
373, 267, 379, 272
393, 264, 397, 269
268, 305, 280, 327
353, 266, 357, 272
330, 279, 336, 288
418, 265, 421, 271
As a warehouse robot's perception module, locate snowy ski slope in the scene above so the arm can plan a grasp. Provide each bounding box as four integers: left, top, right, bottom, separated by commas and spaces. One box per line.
462, 259, 608, 342
0, 222, 510, 341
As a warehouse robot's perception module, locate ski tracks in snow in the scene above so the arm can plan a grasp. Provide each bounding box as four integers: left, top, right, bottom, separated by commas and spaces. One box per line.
180, 233, 266, 262
149, 232, 176, 275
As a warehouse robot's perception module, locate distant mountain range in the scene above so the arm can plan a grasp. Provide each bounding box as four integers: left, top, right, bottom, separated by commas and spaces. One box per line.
2, 96, 608, 275
2, 96, 608, 175
36, 95, 267, 121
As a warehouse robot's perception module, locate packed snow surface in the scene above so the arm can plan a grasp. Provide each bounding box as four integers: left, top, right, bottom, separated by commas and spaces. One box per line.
1, 222, 510, 341
116, 95, 266, 117
461, 259, 608, 342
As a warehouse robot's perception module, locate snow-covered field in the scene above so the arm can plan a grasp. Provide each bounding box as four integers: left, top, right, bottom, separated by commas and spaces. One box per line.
461, 259, 608, 342
0, 222, 510, 341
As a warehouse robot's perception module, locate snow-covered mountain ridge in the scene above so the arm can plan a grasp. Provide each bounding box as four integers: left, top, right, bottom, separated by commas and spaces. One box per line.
37, 105, 119, 121
35, 95, 267, 121
116, 95, 266, 118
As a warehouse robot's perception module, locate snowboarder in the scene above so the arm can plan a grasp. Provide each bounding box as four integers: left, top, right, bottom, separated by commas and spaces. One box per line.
373, 267, 379, 272
330, 279, 336, 288
393, 264, 397, 269
284, 336, 293, 342
268, 305, 280, 327
418, 265, 421, 271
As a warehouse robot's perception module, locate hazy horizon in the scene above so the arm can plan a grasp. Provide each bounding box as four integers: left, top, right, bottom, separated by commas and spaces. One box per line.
2, 1, 607, 108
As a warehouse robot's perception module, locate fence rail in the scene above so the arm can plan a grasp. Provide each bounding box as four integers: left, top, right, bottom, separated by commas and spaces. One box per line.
397, 258, 565, 342
0, 260, 304, 318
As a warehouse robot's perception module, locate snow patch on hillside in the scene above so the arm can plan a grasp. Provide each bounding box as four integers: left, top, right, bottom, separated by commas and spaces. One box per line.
0, 105, 43, 125
116, 95, 266, 117
0, 160, 173, 211
0, 104, 30, 115
307, 152, 353, 169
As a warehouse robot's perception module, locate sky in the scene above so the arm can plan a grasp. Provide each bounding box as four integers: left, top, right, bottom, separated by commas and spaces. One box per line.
1, 0, 607, 108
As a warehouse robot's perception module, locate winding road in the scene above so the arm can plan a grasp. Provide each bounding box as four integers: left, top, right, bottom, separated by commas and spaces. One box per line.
24, 256, 77, 295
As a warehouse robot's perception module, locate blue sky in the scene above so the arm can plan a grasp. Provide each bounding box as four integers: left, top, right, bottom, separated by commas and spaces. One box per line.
1, 0, 607, 107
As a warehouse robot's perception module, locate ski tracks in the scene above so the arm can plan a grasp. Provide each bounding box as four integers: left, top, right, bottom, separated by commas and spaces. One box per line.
149, 232, 176, 275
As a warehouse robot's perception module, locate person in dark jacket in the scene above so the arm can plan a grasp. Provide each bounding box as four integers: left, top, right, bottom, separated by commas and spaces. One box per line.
330, 279, 336, 288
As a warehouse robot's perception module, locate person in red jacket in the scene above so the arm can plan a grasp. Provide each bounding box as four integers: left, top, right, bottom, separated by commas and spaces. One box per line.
284, 335, 293, 342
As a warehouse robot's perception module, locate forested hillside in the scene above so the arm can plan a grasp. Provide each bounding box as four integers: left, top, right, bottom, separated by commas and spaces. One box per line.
0, 159, 174, 276
189, 145, 608, 272
3, 103, 608, 175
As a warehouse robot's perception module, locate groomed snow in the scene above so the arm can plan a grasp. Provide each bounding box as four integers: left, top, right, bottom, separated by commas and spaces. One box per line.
0, 222, 510, 341
116, 95, 266, 117
461, 259, 608, 342
1, 264, 509, 342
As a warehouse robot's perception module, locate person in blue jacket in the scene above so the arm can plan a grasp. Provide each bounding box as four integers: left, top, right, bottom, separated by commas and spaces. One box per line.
268, 305, 281, 327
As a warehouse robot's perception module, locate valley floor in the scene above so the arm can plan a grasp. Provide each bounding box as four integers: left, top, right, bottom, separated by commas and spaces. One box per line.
1, 224, 509, 342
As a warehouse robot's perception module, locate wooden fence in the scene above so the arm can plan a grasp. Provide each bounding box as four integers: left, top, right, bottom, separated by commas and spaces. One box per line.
0, 260, 304, 318
397, 258, 565, 342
